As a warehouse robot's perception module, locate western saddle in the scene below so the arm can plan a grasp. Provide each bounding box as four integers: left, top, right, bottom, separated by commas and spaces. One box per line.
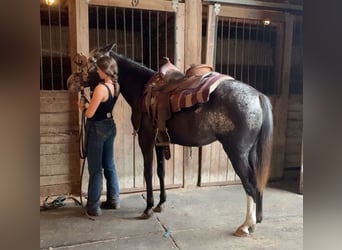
144, 57, 213, 159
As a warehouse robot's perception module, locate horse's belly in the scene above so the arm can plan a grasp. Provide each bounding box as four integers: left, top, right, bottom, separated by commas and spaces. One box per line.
166, 115, 218, 146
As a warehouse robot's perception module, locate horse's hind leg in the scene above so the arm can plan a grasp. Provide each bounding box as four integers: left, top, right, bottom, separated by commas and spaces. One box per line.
234, 194, 256, 237
226, 150, 257, 237
153, 146, 167, 213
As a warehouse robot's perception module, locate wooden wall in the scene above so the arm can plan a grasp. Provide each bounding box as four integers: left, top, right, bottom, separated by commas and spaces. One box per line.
40, 91, 80, 197
40, 0, 303, 198
285, 94, 303, 169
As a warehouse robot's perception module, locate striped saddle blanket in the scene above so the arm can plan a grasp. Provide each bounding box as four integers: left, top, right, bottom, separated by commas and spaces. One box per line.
142, 72, 234, 114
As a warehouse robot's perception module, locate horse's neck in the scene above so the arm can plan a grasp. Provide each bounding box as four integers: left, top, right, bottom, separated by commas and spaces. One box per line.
113, 53, 154, 107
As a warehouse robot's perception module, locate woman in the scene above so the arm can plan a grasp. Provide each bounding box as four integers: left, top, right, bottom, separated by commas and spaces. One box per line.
79, 56, 120, 216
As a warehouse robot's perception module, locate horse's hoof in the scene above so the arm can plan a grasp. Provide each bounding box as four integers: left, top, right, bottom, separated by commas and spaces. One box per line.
248, 225, 256, 233
153, 205, 163, 213
233, 228, 250, 237
138, 211, 152, 219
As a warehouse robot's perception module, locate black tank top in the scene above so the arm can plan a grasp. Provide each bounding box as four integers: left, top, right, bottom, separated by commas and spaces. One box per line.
88, 83, 118, 121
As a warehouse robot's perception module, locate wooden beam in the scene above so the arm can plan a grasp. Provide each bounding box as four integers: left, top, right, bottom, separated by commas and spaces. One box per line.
88, 0, 175, 12
203, 0, 303, 12
184, 0, 202, 67
183, 0, 202, 188
68, 0, 89, 72
219, 5, 286, 23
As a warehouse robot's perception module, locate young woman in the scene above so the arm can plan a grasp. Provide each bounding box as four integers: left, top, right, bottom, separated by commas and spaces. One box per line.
79, 56, 120, 216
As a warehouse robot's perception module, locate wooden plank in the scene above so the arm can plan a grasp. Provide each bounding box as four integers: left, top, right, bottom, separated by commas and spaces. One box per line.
287, 121, 303, 129
40, 125, 79, 134
40, 134, 79, 144
40, 100, 78, 113
219, 5, 286, 23
40, 112, 79, 125
40, 174, 80, 186
40, 163, 80, 176
113, 96, 135, 190
40, 153, 80, 166
40, 143, 79, 155
173, 145, 184, 186
200, 144, 212, 184
40, 90, 78, 99
89, 0, 175, 12
40, 183, 80, 198
287, 112, 302, 121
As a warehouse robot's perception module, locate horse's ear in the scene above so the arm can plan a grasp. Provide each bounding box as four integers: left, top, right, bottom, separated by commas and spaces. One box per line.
103, 43, 116, 56
103, 43, 116, 52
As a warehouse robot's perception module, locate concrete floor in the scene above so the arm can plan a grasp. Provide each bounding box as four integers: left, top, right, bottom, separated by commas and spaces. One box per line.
40, 180, 303, 250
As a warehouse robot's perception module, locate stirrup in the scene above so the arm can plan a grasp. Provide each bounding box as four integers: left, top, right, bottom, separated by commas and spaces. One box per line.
155, 141, 170, 146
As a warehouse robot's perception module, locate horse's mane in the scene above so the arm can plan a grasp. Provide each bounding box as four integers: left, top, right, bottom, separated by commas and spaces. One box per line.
109, 51, 155, 77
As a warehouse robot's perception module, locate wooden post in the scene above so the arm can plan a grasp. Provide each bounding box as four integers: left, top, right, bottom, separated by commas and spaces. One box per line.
68, 0, 89, 72
68, 0, 89, 194
269, 13, 295, 179
205, 4, 217, 68
183, 0, 202, 188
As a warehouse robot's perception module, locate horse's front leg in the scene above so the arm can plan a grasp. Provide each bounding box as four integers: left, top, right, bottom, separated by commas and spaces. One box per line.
233, 194, 257, 237
138, 127, 155, 219
138, 151, 154, 219
153, 146, 166, 213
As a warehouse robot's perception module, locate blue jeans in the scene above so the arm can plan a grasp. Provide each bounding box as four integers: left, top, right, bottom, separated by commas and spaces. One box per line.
85, 119, 120, 211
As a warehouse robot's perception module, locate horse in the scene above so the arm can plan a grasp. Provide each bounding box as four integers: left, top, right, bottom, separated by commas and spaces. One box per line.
67, 43, 273, 237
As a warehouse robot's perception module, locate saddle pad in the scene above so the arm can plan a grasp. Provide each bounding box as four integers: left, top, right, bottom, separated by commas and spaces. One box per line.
169, 72, 233, 112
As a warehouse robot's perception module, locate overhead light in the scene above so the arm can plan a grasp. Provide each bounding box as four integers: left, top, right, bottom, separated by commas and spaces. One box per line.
263, 20, 271, 26
45, 0, 55, 6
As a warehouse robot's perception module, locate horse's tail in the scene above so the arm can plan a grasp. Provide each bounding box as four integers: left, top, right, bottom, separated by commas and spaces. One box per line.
255, 94, 273, 193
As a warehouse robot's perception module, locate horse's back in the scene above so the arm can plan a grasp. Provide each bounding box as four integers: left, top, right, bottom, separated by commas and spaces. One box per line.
167, 78, 266, 146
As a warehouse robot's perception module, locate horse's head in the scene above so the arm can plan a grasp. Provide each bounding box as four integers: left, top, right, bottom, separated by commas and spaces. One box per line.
67, 43, 116, 93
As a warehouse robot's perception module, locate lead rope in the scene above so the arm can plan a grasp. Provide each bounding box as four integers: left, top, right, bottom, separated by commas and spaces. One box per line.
79, 97, 96, 221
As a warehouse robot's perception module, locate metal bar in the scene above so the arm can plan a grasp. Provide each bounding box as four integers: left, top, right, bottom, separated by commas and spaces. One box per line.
165, 12, 167, 58
266, 25, 272, 93
220, 18, 223, 73
247, 22, 251, 84
157, 11, 159, 68
254, 24, 258, 88
40, 20, 43, 89
96, 6, 99, 48
48, 6, 54, 89
240, 18, 245, 82
233, 21, 237, 78
140, 10, 144, 64
58, 1, 64, 89
226, 17, 231, 75
131, 9, 134, 60
148, 10, 151, 68
105, 7, 108, 45
260, 24, 266, 91
114, 8, 118, 49
123, 8, 127, 56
